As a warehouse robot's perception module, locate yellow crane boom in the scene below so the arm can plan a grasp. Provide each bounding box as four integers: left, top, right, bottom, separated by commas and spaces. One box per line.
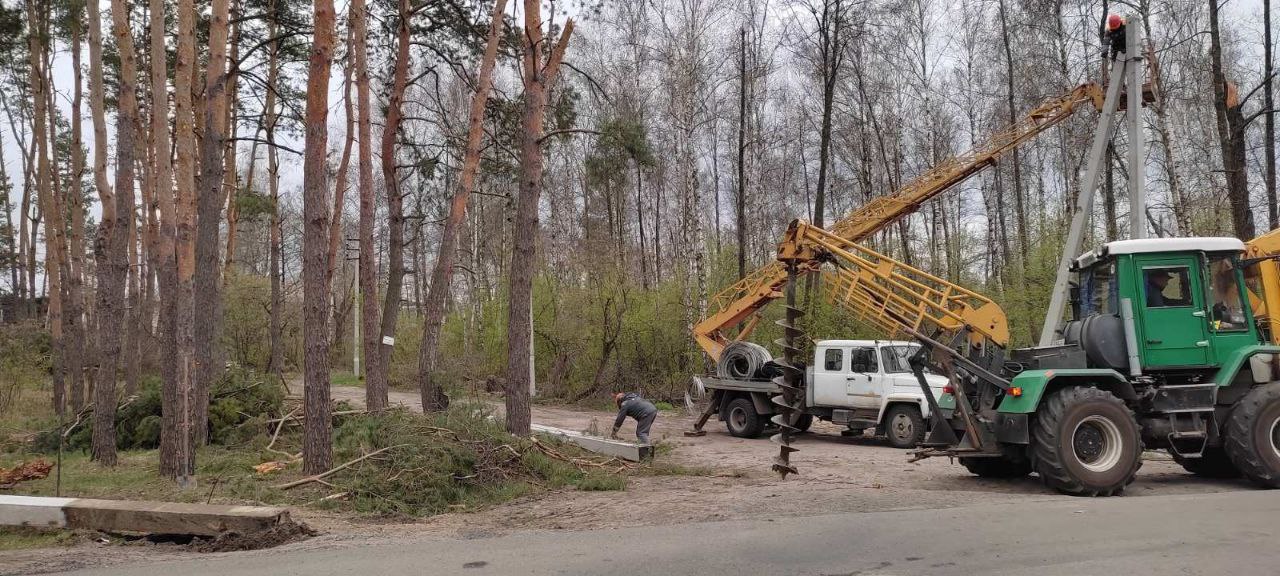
695, 83, 1105, 361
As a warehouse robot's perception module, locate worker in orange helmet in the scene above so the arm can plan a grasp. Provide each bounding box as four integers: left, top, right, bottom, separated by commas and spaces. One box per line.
1103, 13, 1127, 61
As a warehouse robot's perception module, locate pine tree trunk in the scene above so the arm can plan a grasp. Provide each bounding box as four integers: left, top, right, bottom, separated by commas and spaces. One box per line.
351, 0, 384, 409
27, 0, 62, 415
417, 0, 506, 413
192, 0, 233, 445
93, 0, 141, 467
264, 5, 284, 383
66, 7, 88, 412
302, 0, 337, 475
507, 4, 573, 436
1208, 0, 1255, 239
169, 0, 199, 481
375, 0, 412, 409
150, 0, 180, 477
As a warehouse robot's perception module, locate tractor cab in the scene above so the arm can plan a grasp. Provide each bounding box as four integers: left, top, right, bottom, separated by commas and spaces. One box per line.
1062, 237, 1257, 375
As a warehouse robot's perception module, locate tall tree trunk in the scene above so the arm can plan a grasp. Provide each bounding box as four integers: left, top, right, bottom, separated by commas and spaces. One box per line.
328, 26, 354, 304
997, 0, 1029, 260
192, 0, 233, 445
264, 3, 284, 384
93, 0, 141, 467
736, 27, 747, 280
66, 6, 87, 412
375, 0, 412, 410
42, 48, 69, 413
302, 0, 337, 474
416, 0, 507, 413
506, 3, 573, 436
351, 0, 384, 409
1266, 0, 1277, 231
222, 16, 242, 282
169, 0, 199, 481
1208, 0, 1255, 239
27, 0, 61, 414
151, 0, 181, 476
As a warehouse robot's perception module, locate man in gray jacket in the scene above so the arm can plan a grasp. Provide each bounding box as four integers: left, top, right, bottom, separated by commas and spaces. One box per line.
610, 392, 658, 444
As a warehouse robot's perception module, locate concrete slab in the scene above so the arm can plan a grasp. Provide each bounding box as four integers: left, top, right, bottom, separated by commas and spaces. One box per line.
0, 495, 74, 528
0, 496, 290, 536
531, 424, 653, 462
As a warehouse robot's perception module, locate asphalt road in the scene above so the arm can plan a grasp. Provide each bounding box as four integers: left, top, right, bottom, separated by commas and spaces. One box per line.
61, 489, 1280, 576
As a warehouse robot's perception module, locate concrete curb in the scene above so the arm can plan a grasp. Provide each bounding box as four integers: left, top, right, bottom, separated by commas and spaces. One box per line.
531, 424, 653, 462
0, 495, 291, 536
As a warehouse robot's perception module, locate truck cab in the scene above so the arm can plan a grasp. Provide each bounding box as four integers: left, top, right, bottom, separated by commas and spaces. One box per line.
701, 339, 949, 448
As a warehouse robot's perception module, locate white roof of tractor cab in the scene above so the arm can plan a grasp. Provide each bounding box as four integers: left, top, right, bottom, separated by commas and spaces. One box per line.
1075, 237, 1245, 268
816, 339, 917, 348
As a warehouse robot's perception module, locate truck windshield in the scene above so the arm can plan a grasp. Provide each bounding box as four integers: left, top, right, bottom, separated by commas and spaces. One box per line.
1080, 261, 1118, 316
881, 345, 929, 374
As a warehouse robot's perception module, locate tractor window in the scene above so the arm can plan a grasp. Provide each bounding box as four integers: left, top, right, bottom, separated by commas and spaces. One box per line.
850, 347, 878, 373
823, 348, 844, 372
1143, 267, 1191, 308
1080, 262, 1118, 315
1207, 255, 1247, 331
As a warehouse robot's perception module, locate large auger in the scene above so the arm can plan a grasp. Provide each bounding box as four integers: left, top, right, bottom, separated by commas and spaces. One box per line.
769, 265, 806, 479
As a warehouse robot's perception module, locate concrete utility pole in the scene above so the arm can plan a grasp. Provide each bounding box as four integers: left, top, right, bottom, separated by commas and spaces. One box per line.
1038, 21, 1147, 347
1127, 20, 1146, 240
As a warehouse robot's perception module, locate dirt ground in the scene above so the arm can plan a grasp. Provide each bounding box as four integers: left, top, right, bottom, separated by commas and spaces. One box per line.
0, 384, 1262, 574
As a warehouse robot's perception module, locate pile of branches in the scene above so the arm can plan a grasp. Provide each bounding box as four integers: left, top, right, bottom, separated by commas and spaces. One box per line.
270, 406, 629, 516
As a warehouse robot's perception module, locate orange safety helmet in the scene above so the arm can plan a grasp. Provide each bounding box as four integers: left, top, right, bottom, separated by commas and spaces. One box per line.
1106, 14, 1124, 31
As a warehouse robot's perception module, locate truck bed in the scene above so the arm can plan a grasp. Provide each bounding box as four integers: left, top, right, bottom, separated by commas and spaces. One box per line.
696, 375, 781, 394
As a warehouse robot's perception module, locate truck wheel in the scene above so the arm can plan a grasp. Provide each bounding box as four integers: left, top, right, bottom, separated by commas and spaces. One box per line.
1171, 447, 1240, 479
960, 456, 1032, 478
794, 414, 814, 433
883, 404, 925, 449
1224, 382, 1280, 488
1032, 386, 1142, 496
724, 397, 765, 438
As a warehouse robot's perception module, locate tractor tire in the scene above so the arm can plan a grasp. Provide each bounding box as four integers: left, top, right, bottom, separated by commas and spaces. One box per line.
1224, 382, 1280, 489
883, 404, 925, 449
724, 397, 765, 439
960, 456, 1033, 478
795, 414, 814, 433
1032, 386, 1142, 496
1171, 447, 1240, 479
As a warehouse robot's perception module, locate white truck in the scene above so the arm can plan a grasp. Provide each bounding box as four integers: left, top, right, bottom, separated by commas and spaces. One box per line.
696, 340, 949, 448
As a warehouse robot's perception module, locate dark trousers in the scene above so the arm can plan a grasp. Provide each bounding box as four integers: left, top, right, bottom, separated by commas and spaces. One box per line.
635, 411, 657, 444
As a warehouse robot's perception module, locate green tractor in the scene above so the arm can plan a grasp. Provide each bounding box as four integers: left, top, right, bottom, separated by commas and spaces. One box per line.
913, 237, 1280, 496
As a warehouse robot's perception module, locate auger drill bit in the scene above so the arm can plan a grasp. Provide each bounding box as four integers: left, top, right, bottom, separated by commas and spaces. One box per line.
769, 265, 806, 479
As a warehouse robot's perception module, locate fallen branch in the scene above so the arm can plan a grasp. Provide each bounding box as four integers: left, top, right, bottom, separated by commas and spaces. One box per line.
273, 444, 408, 490
265, 409, 365, 426
265, 407, 299, 457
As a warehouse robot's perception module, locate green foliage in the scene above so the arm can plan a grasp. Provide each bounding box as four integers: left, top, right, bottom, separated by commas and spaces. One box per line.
235, 191, 277, 220
222, 273, 302, 372
326, 406, 617, 516
36, 367, 284, 453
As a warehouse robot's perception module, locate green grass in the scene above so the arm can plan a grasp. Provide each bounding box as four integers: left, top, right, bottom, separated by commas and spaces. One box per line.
330, 372, 362, 388
0, 527, 79, 551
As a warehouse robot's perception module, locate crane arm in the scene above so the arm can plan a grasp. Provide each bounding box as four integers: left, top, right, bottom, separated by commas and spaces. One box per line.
695, 83, 1103, 361
779, 221, 1010, 352
1244, 228, 1280, 343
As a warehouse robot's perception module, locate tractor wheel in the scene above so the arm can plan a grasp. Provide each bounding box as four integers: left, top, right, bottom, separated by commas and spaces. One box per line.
1224, 382, 1280, 489
1171, 447, 1240, 479
794, 414, 814, 433
883, 404, 925, 449
724, 397, 765, 439
960, 456, 1033, 478
1032, 386, 1142, 496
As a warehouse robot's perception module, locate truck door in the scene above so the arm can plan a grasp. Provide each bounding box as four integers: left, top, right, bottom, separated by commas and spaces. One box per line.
845, 346, 882, 409
1137, 256, 1212, 368
811, 346, 850, 407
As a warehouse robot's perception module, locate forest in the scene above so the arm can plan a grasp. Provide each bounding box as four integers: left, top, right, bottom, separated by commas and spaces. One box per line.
0, 0, 1275, 481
